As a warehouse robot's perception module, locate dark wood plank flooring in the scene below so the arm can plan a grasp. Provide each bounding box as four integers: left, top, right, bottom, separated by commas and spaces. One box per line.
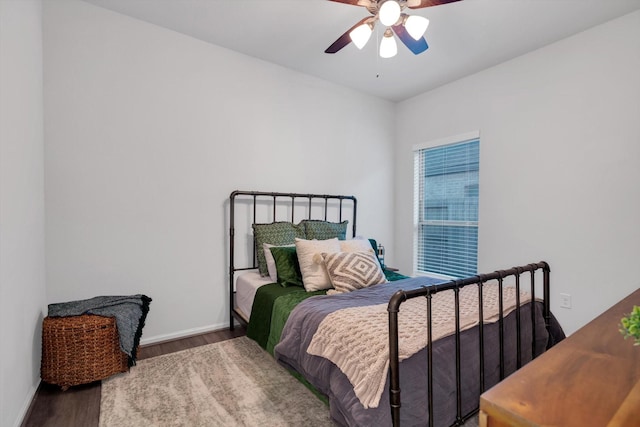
21, 327, 246, 427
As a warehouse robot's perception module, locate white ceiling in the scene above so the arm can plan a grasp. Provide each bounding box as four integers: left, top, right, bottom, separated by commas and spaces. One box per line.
81, 0, 640, 102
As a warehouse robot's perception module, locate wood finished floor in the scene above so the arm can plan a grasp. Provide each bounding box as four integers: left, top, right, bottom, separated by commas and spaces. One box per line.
21, 327, 246, 427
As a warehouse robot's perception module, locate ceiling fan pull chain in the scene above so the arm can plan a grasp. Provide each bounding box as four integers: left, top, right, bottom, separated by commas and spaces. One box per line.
375, 24, 381, 78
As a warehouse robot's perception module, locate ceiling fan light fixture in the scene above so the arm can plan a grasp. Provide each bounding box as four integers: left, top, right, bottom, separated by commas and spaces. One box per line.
379, 29, 397, 58
349, 23, 373, 49
405, 15, 429, 40
379, 0, 401, 27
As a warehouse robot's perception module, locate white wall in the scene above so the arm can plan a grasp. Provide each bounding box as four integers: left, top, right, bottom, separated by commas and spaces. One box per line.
395, 10, 640, 335
0, 1, 47, 426
43, 0, 396, 343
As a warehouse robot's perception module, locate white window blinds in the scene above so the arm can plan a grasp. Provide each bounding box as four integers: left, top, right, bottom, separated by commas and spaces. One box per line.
414, 137, 479, 278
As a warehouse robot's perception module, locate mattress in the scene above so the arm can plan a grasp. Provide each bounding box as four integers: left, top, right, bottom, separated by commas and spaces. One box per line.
235, 270, 273, 321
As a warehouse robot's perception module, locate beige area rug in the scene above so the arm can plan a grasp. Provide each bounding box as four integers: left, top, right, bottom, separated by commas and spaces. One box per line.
99, 336, 335, 426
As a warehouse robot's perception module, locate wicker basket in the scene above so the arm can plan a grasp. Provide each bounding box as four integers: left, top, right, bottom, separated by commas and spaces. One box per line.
41, 314, 128, 390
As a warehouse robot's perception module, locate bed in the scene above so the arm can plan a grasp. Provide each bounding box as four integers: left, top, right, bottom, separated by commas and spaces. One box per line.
228, 190, 565, 427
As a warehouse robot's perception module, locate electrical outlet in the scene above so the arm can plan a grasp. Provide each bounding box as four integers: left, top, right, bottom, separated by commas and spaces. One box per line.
560, 293, 572, 309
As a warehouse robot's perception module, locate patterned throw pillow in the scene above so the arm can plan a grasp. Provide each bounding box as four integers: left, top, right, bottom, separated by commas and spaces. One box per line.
253, 222, 305, 276
302, 220, 348, 240
341, 237, 385, 269
321, 251, 387, 294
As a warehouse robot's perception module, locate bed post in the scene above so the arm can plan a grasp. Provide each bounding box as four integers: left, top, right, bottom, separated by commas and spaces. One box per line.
388, 290, 406, 427
497, 272, 505, 380
453, 284, 462, 424
477, 277, 486, 393
229, 191, 237, 331
514, 268, 522, 369
351, 197, 357, 238
542, 261, 551, 330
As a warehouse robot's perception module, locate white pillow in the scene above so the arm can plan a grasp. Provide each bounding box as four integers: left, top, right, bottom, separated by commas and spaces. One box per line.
263, 243, 295, 283
340, 236, 374, 253
295, 238, 341, 292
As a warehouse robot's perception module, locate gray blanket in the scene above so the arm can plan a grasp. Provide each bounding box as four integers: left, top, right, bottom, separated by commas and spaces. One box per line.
275, 277, 563, 427
48, 294, 151, 366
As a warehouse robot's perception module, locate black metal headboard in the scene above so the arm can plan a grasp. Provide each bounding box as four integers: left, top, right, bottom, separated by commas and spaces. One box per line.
228, 190, 357, 328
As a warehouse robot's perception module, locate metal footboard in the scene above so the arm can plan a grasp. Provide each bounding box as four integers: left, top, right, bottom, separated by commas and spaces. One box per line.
387, 261, 551, 427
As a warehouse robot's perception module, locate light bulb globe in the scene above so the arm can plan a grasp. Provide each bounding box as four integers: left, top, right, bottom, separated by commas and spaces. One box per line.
379, 1, 401, 27
379, 33, 397, 58
349, 23, 373, 50
405, 15, 429, 40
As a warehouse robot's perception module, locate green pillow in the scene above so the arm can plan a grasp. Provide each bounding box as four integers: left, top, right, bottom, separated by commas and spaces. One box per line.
253, 222, 305, 276
302, 220, 348, 240
270, 246, 304, 287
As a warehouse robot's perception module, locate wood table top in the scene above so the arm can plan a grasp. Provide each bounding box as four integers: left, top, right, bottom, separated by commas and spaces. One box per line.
479, 288, 640, 427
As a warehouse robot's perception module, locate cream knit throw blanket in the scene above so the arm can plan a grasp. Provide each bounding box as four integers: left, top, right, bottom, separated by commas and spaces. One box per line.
306, 282, 531, 409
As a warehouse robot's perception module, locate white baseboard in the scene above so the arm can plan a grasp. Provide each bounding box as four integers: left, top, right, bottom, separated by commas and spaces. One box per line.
15, 383, 38, 427
139, 320, 240, 346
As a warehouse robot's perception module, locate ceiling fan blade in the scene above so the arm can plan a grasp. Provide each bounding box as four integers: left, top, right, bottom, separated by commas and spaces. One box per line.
406, 0, 462, 9
326, 0, 373, 7
325, 17, 370, 54
392, 24, 429, 54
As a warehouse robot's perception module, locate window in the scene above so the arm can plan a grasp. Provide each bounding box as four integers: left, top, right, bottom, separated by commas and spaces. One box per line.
414, 134, 479, 278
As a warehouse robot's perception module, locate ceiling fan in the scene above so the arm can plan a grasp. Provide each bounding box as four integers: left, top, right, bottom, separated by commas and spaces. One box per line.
325, 0, 462, 58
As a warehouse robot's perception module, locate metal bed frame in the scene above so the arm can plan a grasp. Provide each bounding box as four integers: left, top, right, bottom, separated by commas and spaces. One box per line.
228, 190, 357, 329
228, 190, 554, 427
388, 261, 552, 426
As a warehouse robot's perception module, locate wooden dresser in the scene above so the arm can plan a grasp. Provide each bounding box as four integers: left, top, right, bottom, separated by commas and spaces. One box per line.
479, 288, 640, 427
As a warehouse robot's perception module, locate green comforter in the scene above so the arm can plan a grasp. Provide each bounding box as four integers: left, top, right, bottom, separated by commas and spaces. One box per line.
246, 268, 409, 355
